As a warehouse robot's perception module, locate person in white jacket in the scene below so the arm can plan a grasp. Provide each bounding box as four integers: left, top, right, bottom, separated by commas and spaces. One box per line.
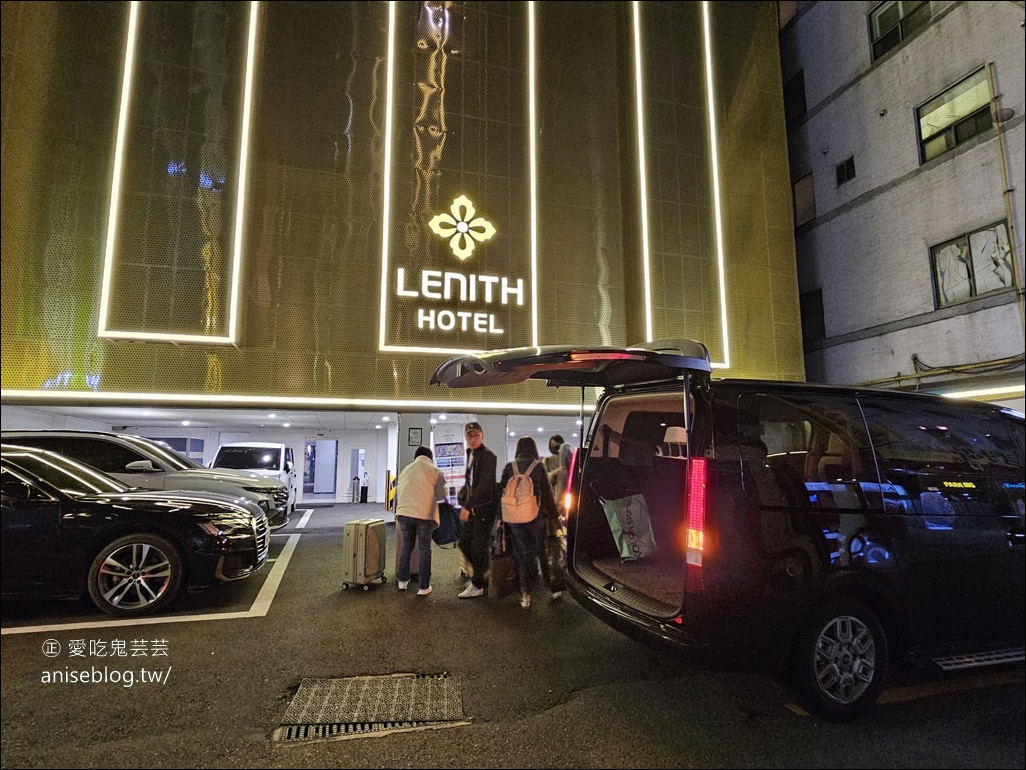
395, 446, 447, 596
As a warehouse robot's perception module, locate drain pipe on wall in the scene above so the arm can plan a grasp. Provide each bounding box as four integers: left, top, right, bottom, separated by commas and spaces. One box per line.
988, 61, 1026, 339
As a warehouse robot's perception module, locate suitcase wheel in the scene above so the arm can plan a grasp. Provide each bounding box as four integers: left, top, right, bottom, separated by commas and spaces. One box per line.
363, 584, 370, 591
381, 575, 388, 584
342, 582, 350, 591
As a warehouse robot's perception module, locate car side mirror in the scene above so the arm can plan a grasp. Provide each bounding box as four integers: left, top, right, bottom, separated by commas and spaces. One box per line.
125, 459, 159, 473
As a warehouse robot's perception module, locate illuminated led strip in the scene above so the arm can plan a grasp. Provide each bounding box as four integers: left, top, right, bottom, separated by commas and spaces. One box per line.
527, 0, 539, 347
632, 1, 730, 367
376, 0, 398, 352
631, 1, 654, 343
940, 385, 1025, 400
378, 0, 538, 355
0, 389, 594, 415
702, 0, 730, 369
97, 0, 259, 345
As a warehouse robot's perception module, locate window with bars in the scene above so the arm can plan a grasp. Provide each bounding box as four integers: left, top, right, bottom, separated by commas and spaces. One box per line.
869, 0, 930, 60
917, 69, 992, 163
931, 221, 1013, 308
835, 156, 855, 186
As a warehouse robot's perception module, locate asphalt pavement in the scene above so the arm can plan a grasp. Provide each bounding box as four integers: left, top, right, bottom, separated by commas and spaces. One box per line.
1, 504, 1023, 768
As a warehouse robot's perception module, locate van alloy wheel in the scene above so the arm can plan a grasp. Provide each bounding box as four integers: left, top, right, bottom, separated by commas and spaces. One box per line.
791, 599, 889, 721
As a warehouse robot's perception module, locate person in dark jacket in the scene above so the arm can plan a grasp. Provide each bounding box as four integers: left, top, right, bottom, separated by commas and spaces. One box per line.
499, 436, 559, 609
456, 422, 498, 599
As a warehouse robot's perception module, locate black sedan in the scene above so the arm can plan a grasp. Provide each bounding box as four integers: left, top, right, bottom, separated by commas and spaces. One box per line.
1, 444, 269, 617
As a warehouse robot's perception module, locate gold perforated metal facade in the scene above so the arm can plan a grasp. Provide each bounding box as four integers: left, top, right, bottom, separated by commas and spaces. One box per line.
1, 0, 803, 413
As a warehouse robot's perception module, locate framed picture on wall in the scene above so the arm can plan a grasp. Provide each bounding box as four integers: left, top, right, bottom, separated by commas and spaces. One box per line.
408, 427, 423, 446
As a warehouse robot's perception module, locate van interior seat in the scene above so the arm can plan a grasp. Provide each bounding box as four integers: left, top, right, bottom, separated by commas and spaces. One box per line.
657, 426, 688, 458
817, 433, 853, 481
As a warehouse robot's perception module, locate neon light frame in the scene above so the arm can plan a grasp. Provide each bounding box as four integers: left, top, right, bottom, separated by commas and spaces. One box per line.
632, 0, 730, 368
377, 0, 539, 356
96, 0, 259, 345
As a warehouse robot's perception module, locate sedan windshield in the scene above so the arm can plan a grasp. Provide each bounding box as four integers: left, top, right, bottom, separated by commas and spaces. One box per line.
3, 449, 129, 497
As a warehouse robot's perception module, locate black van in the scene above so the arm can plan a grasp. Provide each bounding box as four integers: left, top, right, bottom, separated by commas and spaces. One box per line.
431, 339, 1025, 720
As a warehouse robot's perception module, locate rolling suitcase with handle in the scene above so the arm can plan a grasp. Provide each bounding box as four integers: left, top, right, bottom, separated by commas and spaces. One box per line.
341, 518, 387, 591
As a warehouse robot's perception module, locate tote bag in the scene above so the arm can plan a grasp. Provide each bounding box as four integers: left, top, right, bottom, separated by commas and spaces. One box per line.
432, 501, 462, 547
595, 490, 657, 562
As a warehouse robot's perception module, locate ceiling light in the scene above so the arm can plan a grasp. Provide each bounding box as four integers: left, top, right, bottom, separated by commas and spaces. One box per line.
181, 420, 190, 426
537, 427, 543, 432
382, 416, 390, 422
283, 422, 290, 428
509, 431, 516, 436
430, 418, 438, 424
576, 419, 583, 425
376, 425, 382, 429
438, 413, 447, 420
268, 413, 276, 418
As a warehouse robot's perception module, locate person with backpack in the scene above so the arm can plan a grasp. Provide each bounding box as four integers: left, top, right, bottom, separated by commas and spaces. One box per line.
499, 436, 559, 609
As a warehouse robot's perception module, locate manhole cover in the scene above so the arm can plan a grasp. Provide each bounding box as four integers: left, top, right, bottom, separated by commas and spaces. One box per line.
274, 673, 470, 745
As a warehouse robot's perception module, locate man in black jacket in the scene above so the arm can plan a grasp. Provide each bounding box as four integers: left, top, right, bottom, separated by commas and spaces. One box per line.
456, 421, 498, 598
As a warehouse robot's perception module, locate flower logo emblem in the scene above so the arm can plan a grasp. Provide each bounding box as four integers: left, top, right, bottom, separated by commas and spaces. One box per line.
428, 194, 496, 261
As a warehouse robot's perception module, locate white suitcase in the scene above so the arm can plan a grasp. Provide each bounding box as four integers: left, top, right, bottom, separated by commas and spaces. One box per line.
341, 518, 387, 591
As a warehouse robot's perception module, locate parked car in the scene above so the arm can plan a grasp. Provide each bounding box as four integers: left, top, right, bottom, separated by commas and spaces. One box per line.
1, 444, 269, 617
0, 430, 289, 528
431, 339, 1026, 720
212, 441, 298, 512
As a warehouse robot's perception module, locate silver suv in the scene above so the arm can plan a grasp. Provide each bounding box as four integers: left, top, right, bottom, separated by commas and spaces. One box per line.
0, 430, 290, 528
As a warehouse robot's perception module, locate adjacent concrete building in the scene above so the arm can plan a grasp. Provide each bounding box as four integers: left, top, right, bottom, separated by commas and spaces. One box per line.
779, 0, 1025, 410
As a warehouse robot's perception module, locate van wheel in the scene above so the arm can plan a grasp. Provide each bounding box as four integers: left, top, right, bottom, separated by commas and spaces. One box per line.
87, 534, 184, 617
790, 599, 888, 721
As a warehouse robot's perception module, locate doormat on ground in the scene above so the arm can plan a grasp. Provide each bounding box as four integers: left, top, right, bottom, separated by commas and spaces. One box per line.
273, 673, 470, 745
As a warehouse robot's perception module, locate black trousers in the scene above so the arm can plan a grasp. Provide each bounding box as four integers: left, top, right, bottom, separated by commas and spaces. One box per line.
458, 507, 497, 590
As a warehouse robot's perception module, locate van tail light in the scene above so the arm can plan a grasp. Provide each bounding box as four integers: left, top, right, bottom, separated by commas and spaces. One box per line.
564, 448, 579, 518
685, 457, 708, 591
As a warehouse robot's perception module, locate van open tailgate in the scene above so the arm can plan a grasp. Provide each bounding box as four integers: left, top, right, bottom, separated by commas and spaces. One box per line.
429, 339, 711, 390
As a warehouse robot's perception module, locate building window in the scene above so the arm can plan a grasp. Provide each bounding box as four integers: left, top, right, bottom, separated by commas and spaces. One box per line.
869, 0, 930, 60
800, 289, 825, 343
835, 156, 856, 186
783, 70, 807, 127
778, 1, 797, 29
917, 69, 992, 163
931, 221, 1013, 308
793, 173, 815, 227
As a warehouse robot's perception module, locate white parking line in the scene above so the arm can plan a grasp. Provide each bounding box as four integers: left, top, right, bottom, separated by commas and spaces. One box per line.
1, 534, 302, 636
294, 508, 314, 529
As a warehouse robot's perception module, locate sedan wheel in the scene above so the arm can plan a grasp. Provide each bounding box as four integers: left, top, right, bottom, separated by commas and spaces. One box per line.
791, 599, 889, 721
87, 533, 184, 617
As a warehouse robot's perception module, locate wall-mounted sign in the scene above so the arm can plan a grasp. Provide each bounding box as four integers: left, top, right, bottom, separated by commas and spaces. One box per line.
377, 0, 539, 355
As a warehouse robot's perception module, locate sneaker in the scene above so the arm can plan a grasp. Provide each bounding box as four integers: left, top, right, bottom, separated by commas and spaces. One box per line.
417, 586, 432, 596
520, 593, 531, 610
551, 591, 562, 601
397, 580, 409, 591
458, 584, 485, 599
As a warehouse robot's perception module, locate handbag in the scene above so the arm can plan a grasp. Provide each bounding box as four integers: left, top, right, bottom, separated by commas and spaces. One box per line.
592, 482, 658, 562
487, 519, 519, 599
432, 501, 462, 547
